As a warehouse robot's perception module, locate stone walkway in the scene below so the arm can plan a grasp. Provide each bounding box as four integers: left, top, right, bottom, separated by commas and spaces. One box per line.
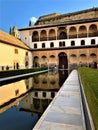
33, 70, 86, 130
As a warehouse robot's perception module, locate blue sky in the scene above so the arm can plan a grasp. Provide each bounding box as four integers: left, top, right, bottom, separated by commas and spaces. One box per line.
0, 0, 98, 33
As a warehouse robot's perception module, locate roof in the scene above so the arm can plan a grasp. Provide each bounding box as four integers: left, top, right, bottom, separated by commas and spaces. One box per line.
19, 7, 98, 31
37, 7, 98, 21
0, 30, 30, 50
19, 18, 98, 31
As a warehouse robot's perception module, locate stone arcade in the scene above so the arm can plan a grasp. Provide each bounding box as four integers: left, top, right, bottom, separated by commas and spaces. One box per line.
19, 8, 98, 70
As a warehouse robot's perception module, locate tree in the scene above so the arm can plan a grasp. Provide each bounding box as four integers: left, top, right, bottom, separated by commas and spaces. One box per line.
29, 20, 32, 26
9, 27, 12, 34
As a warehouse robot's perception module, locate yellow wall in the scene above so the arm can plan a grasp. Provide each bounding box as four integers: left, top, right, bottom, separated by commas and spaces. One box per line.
0, 42, 28, 69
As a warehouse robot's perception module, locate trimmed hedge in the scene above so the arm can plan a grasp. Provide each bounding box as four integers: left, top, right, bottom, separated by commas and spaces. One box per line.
0, 67, 47, 78
78, 67, 98, 130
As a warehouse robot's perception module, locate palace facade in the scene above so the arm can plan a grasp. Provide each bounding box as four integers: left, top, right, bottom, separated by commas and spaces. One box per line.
1, 8, 98, 71
19, 8, 98, 70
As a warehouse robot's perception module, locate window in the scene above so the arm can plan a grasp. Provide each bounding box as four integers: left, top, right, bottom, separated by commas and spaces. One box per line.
81, 40, 85, 45
50, 42, 54, 47
35, 92, 38, 97
91, 39, 95, 45
26, 51, 28, 56
34, 43, 37, 48
63, 41, 65, 46
51, 92, 55, 98
14, 48, 18, 54
15, 89, 19, 96
71, 41, 75, 46
42, 43, 45, 48
59, 42, 62, 47
43, 92, 46, 97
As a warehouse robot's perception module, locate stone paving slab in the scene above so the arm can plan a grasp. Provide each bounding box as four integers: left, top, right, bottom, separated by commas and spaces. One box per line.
33, 70, 86, 130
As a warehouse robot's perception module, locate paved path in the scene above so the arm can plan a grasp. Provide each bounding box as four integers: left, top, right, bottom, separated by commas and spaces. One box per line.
33, 70, 86, 130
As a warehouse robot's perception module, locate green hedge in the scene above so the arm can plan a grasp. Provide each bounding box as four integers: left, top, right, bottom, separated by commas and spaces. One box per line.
78, 67, 98, 130
0, 67, 47, 78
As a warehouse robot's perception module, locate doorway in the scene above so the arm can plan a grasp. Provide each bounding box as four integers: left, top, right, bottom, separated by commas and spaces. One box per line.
58, 52, 68, 69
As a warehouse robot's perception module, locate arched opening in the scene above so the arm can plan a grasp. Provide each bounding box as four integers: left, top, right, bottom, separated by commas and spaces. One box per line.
81, 40, 85, 46
91, 39, 95, 45
71, 41, 75, 46
42, 43, 45, 48
32, 31, 39, 42
89, 24, 98, 37
58, 52, 68, 69
69, 26, 77, 38
50, 42, 54, 47
40, 30, 47, 41
69, 54, 77, 70
59, 32, 67, 39
78, 25, 87, 38
58, 27, 67, 39
33, 56, 39, 67
34, 43, 37, 48
49, 55, 56, 66
79, 54, 87, 66
41, 55, 47, 67
89, 53, 97, 68
49, 29, 56, 40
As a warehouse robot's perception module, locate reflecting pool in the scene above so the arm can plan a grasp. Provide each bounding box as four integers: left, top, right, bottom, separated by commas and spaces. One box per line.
0, 70, 68, 130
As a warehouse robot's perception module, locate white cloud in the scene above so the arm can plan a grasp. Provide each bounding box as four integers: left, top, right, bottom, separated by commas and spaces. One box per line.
30, 17, 37, 24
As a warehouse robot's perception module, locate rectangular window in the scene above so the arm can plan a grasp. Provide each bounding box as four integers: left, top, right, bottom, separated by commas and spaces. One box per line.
34, 43, 37, 48
14, 48, 18, 54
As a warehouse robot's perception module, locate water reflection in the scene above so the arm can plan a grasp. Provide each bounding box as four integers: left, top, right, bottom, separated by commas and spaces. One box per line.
20, 90, 57, 114
0, 70, 68, 130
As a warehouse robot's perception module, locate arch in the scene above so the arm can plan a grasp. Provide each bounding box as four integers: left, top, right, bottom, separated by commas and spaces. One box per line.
78, 25, 87, 38
49, 29, 56, 40
32, 31, 39, 42
59, 41, 62, 47
89, 53, 97, 68
81, 40, 85, 46
91, 39, 95, 45
70, 54, 77, 66
34, 43, 37, 48
41, 55, 47, 67
40, 30, 47, 41
50, 42, 54, 47
42, 43, 45, 48
58, 52, 68, 69
59, 32, 67, 39
79, 54, 87, 66
42, 55, 47, 58
58, 27, 67, 39
89, 24, 98, 37
63, 41, 65, 46
70, 54, 77, 57
69, 26, 77, 38
80, 54, 86, 57
49, 55, 56, 66
50, 55, 55, 58
33, 56, 39, 67
90, 53, 97, 57
59, 41, 65, 47
71, 41, 75, 46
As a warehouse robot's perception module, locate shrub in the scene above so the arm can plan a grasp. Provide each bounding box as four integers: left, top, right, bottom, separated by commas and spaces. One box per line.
0, 67, 47, 78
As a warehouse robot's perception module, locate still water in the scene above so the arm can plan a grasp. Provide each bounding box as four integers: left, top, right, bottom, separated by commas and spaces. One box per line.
0, 70, 68, 130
